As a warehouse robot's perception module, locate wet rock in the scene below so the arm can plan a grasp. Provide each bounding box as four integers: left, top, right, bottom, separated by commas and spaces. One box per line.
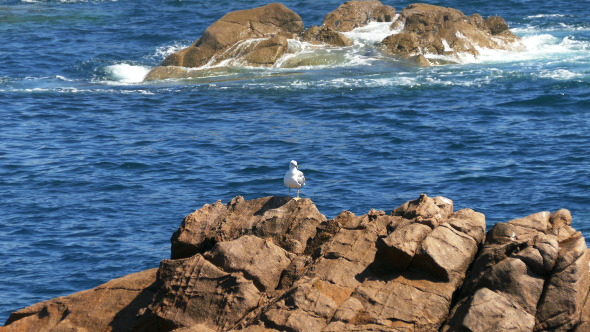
171, 196, 326, 258
443, 209, 590, 331
484, 16, 510, 35
322, 0, 397, 32
301, 26, 353, 47
381, 3, 523, 64
145, 3, 303, 80
2, 269, 158, 332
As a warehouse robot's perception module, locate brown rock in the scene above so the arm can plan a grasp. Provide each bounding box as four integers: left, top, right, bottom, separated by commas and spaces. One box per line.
145, 3, 303, 80
137, 254, 262, 331
6, 193, 589, 332
443, 287, 536, 332
409, 54, 432, 66
2, 269, 158, 331
535, 238, 590, 331
411, 223, 480, 282
443, 209, 590, 331
391, 193, 453, 228
301, 26, 353, 47
484, 16, 509, 35
381, 32, 421, 56
377, 222, 432, 271
204, 235, 293, 292
550, 208, 572, 228
322, 0, 396, 32
171, 196, 326, 258
381, 3, 523, 62
508, 210, 551, 232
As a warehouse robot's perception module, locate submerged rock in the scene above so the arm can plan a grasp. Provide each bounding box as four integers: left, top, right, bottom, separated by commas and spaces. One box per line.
381, 3, 523, 64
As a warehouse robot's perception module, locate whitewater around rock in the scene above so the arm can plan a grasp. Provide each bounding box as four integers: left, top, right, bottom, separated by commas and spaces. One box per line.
145, 1, 524, 81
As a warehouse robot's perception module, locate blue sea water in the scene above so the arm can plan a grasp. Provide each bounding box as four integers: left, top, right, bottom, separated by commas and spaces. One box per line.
1, 0, 589, 323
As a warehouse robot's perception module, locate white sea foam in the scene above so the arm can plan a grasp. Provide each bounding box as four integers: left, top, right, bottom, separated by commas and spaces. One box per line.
151, 42, 190, 61
104, 63, 150, 83
539, 69, 582, 80
343, 20, 398, 46
526, 14, 566, 19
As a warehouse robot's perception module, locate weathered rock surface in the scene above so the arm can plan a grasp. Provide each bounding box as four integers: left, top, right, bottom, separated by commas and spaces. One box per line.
442, 209, 590, 331
321, 0, 397, 32
171, 195, 326, 258
300, 0, 396, 48
4, 194, 589, 332
1, 268, 158, 332
145, 3, 304, 80
301, 25, 353, 47
381, 3, 523, 64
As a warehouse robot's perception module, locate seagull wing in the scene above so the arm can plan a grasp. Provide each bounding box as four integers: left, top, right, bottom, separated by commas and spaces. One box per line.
296, 170, 306, 187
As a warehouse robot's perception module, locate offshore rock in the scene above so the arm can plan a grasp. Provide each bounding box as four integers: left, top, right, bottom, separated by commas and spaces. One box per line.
1, 269, 158, 332
145, 3, 303, 80
442, 209, 590, 331
322, 0, 397, 32
381, 3, 523, 64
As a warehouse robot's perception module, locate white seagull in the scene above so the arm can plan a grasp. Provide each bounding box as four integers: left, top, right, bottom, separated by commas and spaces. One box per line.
284, 160, 305, 198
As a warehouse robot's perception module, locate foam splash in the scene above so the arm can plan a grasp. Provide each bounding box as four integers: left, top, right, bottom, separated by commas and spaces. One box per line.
150, 42, 191, 62
343, 20, 399, 46
104, 63, 151, 83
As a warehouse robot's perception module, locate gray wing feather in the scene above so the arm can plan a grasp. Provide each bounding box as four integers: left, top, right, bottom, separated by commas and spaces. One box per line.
297, 171, 306, 186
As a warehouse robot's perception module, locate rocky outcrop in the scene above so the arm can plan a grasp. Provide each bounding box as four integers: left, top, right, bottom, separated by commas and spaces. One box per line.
381, 3, 523, 65
145, 3, 303, 80
1, 269, 158, 332
443, 209, 590, 331
238, 194, 486, 332
145, 2, 524, 80
5, 194, 588, 331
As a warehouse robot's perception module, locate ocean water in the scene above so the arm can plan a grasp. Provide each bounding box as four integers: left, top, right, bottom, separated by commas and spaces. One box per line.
1, 0, 589, 322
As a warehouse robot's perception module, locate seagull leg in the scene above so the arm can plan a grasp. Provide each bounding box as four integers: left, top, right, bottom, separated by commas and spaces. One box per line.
297, 189, 300, 198
288, 187, 291, 197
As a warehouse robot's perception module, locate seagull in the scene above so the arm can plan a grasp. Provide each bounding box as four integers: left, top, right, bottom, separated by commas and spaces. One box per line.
284, 160, 305, 198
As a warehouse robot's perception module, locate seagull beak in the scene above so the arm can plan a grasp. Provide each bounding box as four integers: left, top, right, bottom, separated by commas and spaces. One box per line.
296, 165, 299, 168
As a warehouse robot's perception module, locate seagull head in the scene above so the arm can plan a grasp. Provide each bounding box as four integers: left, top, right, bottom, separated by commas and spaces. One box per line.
290, 160, 298, 169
